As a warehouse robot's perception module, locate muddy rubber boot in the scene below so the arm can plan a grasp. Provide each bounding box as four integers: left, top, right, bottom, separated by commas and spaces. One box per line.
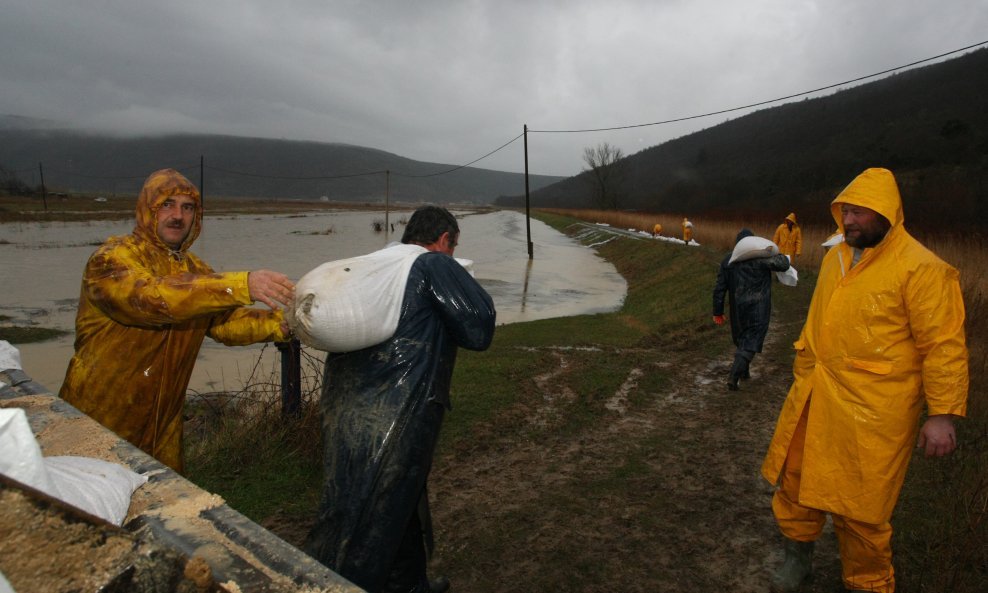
727, 352, 749, 391
770, 538, 814, 592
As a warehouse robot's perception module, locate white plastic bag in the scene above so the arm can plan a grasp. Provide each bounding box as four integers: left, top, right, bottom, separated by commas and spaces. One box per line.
288, 243, 428, 353
729, 236, 780, 264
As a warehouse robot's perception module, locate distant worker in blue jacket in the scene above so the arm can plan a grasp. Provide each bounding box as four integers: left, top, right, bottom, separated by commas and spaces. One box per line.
712, 229, 791, 390
305, 206, 496, 593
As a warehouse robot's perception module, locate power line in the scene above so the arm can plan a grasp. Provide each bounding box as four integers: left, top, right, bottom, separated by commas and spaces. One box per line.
394, 132, 525, 178
529, 40, 988, 134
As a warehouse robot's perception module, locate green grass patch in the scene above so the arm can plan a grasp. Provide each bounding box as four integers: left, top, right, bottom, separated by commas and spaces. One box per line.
0, 325, 69, 343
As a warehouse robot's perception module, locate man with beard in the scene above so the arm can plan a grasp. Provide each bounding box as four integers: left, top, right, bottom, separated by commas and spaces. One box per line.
761, 168, 968, 592
60, 168, 294, 473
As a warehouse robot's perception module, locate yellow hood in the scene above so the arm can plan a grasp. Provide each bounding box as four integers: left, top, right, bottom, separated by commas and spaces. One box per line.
830, 168, 904, 233
133, 168, 203, 252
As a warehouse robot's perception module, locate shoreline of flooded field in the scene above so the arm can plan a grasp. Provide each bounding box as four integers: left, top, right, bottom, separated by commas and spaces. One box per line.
1, 209, 626, 393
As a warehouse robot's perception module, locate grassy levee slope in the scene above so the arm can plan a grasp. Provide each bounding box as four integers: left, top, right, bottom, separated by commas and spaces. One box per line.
186, 210, 985, 592
427, 213, 819, 592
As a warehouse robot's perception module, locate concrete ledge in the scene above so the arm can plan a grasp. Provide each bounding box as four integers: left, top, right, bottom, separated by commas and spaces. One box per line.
0, 367, 363, 593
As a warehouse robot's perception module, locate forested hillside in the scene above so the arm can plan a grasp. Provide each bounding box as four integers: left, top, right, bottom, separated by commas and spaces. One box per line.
501, 47, 988, 231
0, 129, 562, 204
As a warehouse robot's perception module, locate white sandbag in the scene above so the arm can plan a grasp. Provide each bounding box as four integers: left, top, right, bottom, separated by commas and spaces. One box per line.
0, 408, 57, 496
776, 264, 799, 287
729, 236, 780, 264
288, 243, 428, 353
0, 340, 22, 371
44, 456, 148, 526
822, 232, 844, 247
0, 409, 147, 526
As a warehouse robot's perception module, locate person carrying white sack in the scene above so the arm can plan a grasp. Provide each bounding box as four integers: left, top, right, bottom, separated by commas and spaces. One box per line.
712, 229, 791, 391
302, 206, 495, 593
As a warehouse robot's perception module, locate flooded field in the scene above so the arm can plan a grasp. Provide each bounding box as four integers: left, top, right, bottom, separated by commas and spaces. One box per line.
0, 209, 625, 393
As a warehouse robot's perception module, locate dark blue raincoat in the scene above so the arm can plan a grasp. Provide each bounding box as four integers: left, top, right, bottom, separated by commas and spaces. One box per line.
712, 233, 790, 354
305, 251, 495, 592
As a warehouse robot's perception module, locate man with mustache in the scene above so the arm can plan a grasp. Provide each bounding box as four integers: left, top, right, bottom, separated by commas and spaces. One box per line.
761, 168, 969, 592
60, 168, 294, 473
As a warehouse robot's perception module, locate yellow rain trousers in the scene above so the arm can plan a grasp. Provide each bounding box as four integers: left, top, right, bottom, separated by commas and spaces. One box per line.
761, 168, 968, 591
59, 169, 285, 472
772, 213, 802, 257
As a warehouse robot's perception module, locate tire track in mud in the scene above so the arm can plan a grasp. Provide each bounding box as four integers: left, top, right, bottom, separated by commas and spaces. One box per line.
429, 313, 839, 592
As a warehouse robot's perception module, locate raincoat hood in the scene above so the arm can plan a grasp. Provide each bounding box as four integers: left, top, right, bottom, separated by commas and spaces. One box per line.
785, 213, 797, 223
133, 168, 203, 253
830, 168, 903, 233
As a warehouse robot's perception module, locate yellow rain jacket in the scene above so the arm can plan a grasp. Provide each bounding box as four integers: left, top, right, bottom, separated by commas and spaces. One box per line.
772, 212, 802, 257
682, 218, 693, 243
761, 168, 968, 524
60, 169, 286, 472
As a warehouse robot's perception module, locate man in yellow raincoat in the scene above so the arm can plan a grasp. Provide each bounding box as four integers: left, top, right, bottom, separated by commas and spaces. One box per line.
60, 169, 295, 473
772, 212, 802, 259
761, 168, 968, 592
682, 217, 693, 244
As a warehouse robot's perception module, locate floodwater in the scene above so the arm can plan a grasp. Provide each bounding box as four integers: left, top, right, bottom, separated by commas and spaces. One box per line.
0, 209, 626, 394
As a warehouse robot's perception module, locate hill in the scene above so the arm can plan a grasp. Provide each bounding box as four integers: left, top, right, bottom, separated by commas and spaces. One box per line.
499, 47, 988, 231
0, 124, 563, 205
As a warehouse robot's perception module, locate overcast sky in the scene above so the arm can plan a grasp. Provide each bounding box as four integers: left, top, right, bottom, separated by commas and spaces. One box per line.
1, 1, 986, 177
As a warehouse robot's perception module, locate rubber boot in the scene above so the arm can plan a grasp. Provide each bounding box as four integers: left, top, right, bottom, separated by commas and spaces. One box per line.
727, 352, 750, 391
770, 538, 814, 592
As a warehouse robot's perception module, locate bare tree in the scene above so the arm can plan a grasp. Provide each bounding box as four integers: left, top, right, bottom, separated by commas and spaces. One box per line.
582, 142, 624, 209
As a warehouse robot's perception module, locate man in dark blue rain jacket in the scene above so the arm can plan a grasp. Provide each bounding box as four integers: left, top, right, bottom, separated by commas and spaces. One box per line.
305, 206, 496, 593
712, 229, 791, 391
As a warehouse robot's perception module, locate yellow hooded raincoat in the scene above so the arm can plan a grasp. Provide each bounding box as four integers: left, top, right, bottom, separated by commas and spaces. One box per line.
60, 169, 286, 472
682, 218, 693, 243
772, 212, 802, 257
760, 168, 968, 524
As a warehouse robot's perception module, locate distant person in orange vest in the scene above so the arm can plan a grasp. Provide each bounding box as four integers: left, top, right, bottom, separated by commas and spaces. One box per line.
652, 223, 663, 237
772, 213, 802, 259
682, 217, 694, 245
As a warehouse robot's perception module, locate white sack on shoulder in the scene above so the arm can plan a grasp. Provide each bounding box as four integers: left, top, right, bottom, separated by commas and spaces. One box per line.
288, 243, 428, 353
729, 236, 780, 264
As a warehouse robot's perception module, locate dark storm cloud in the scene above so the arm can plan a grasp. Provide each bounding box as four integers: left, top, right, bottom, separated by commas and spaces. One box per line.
1, 0, 985, 175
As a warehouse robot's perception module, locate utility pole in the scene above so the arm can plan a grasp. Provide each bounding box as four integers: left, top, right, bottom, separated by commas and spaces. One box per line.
199, 155, 205, 207
385, 170, 391, 243
38, 162, 48, 212
524, 125, 533, 259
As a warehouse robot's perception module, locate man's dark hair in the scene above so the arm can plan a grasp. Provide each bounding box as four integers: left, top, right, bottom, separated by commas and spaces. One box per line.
401, 206, 459, 246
